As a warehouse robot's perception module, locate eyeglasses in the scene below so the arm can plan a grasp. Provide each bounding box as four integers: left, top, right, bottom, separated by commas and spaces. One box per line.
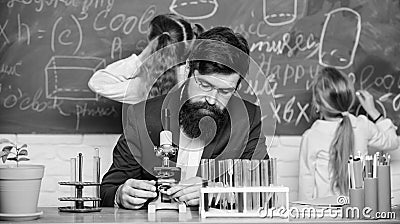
193, 74, 236, 97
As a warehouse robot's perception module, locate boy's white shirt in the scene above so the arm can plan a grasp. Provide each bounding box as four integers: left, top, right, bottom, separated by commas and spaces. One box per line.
298, 114, 399, 201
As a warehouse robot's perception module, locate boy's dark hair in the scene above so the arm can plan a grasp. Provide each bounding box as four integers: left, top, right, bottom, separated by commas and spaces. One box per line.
187, 27, 250, 85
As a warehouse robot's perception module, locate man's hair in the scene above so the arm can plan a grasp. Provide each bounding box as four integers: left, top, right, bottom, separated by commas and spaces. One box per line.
187, 27, 250, 84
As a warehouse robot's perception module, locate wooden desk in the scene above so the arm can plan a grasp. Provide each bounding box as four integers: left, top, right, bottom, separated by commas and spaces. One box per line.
0, 207, 398, 224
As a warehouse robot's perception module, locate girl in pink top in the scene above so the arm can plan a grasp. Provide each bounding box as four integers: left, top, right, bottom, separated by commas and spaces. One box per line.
88, 14, 203, 104
298, 67, 398, 200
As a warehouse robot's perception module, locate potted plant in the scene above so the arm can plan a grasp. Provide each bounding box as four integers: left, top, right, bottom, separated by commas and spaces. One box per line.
0, 138, 44, 221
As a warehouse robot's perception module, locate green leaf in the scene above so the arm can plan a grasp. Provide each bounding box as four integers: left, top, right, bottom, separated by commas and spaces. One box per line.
1, 146, 12, 163
1, 152, 8, 163
18, 149, 28, 156
7, 157, 18, 162
17, 157, 30, 161
0, 139, 15, 145
2, 146, 13, 153
18, 144, 27, 150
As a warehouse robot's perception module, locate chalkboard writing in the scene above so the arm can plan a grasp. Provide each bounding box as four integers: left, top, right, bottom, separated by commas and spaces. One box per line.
0, 0, 399, 135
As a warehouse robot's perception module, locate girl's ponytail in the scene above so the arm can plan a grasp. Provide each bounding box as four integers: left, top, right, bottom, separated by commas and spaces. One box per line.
192, 23, 205, 37
330, 114, 354, 195
156, 32, 172, 50
141, 14, 204, 98
147, 32, 178, 97
313, 67, 356, 196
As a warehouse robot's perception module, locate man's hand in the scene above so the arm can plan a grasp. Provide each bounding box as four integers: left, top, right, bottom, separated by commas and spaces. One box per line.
116, 179, 157, 209
166, 177, 203, 206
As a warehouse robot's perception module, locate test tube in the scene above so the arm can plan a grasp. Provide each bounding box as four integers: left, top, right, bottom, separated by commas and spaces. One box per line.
200, 159, 209, 211
200, 159, 208, 180
268, 158, 277, 208
76, 153, 84, 209
260, 160, 270, 208
209, 159, 216, 182
70, 157, 76, 206
208, 159, 216, 207
218, 160, 226, 209
225, 159, 234, 210
233, 159, 243, 212
93, 148, 101, 208
242, 159, 252, 211
70, 157, 76, 183
251, 160, 261, 210
78, 153, 83, 183
269, 158, 277, 185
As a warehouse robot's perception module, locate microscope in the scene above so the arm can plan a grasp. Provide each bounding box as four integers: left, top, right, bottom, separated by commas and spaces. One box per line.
148, 109, 187, 214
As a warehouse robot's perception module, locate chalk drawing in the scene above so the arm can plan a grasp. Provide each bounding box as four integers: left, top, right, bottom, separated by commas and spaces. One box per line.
319, 7, 361, 69
45, 56, 105, 101
263, 0, 297, 26
169, 0, 218, 20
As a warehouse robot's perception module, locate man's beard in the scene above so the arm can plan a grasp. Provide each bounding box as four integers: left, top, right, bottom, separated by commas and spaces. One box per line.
179, 96, 229, 143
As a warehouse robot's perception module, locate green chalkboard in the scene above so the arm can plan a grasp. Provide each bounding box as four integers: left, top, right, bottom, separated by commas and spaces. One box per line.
0, 0, 399, 134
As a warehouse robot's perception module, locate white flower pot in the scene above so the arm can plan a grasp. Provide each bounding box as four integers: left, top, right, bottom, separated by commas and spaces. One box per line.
0, 165, 44, 221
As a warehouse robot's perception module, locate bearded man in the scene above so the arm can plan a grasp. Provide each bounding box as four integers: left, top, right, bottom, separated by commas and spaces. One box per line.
100, 27, 268, 209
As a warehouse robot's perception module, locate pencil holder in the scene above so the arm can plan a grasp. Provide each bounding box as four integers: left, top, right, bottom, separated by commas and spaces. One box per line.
349, 188, 364, 219
377, 165, 391, 214
364, 178, 378, 219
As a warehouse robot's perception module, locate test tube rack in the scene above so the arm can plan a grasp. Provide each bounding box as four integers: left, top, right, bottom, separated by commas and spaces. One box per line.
200, 186, 289, 219
58, 152, 101, 213
199, 158, 288, 219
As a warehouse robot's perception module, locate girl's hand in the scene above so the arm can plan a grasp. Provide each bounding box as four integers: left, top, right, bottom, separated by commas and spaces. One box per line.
356, 90, 381, 120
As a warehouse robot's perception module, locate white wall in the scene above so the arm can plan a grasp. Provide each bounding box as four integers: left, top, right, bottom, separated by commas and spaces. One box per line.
1, 134, 399, 207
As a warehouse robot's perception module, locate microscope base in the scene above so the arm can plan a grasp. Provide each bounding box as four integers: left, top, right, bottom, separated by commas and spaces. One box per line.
148, 201, 186, 214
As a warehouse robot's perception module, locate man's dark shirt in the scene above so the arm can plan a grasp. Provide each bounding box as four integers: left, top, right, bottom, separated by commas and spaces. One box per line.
100, 88, 268, 206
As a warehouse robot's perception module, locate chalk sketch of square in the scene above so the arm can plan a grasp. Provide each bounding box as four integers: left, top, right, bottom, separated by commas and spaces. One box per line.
45, 56, 105, 101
